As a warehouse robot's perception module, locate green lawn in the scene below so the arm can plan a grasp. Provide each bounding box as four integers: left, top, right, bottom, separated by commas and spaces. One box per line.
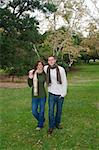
0, 63, 99, 150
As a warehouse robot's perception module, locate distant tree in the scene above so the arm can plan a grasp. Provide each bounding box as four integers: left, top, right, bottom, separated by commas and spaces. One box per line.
80, 26, 99, 63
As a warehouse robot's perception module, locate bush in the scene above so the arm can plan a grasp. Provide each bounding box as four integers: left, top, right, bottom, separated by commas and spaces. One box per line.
57, 60, 69, 74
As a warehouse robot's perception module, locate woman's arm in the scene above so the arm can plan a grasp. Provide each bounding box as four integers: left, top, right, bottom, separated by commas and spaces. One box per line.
28, 78, 33, 87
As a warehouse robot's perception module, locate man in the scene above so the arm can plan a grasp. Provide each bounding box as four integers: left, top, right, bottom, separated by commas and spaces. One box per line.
44, 56, 67, 134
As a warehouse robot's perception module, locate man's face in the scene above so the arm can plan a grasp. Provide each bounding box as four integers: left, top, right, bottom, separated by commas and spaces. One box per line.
48, 57, 56, 66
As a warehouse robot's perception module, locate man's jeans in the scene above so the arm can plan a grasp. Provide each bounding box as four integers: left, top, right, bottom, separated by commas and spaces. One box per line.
48, 93, 64, 128
32, 97, 46, 128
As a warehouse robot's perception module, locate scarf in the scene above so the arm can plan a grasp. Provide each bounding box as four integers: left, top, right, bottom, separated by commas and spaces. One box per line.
33, 70, 38, 96
46, 64, 62, 86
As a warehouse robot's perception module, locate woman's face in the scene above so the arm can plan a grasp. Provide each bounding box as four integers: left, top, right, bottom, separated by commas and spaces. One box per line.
37, 62, 44, 70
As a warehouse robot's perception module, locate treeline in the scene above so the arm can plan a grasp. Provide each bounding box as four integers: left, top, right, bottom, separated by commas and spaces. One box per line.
0, 0, 99, 76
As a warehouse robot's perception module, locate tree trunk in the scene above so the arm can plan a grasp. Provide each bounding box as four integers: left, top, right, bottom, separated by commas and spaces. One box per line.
32, 44, 40, 59
12, 75, 15, 82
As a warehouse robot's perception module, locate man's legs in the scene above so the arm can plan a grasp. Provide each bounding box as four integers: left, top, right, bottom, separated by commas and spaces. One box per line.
48, 93, 56, 129
55, 96, 64, 127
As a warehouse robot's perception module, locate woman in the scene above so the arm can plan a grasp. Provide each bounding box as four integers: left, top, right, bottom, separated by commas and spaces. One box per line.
28, 61, 46, 130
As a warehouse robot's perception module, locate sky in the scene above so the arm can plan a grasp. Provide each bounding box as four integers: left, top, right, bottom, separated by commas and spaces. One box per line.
35, 0, 99, 35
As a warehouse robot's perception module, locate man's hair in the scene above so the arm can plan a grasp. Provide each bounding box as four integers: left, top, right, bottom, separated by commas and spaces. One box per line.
48, 55, 57, 60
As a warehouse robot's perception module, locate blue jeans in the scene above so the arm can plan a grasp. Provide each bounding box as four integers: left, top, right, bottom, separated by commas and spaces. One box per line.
48, 93, 64, 128
32, 97, 46, 128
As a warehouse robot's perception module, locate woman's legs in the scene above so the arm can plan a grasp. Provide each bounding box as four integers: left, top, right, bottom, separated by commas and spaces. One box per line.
38, 97, 46, 128
32, 97, 46, 128
32, 98, 39, 121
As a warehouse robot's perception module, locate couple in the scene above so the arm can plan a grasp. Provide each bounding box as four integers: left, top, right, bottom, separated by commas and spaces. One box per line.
28, 56, 67, 135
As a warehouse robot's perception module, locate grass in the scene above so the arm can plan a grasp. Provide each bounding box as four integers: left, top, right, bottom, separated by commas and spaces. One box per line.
0, 62, 99, 150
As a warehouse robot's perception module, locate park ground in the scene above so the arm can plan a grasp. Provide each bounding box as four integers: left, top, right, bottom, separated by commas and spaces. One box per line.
0, 62, 99, 150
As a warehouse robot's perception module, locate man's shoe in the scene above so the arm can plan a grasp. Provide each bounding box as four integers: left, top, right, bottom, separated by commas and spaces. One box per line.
47, 128, 53, 135
56, 124, 63, 129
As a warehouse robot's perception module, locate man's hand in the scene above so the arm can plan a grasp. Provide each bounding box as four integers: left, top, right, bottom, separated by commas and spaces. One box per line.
59, 96, 64, 99
29, 69, 34, 79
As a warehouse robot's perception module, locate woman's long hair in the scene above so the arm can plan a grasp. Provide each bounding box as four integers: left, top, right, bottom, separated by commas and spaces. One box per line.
33, 61, 45, 75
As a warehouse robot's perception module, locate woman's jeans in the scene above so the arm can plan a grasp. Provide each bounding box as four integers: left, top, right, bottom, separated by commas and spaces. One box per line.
32, 97, 46, 128
48, 93, 64, 128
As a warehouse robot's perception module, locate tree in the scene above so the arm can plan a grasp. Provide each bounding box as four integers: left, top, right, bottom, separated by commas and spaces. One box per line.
0, 0, 57, 77
80, 26, 99, 63
39, 27, 84, 65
